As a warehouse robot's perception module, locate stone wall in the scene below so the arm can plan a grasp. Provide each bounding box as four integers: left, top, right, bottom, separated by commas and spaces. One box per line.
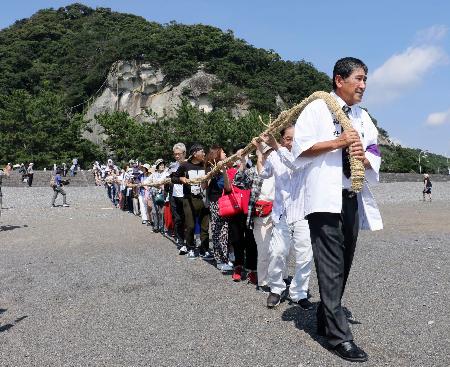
2, 171, 95, 187
380, 172, 450, 182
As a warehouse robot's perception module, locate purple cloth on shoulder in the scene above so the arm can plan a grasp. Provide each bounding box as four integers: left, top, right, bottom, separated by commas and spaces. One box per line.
366, 144, 381, 157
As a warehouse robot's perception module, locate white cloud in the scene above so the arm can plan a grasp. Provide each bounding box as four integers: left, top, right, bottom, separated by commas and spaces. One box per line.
415, 25, 448, 44
365, 25, 449, 105
426, 109, 450, 126
365, 45, 447, 105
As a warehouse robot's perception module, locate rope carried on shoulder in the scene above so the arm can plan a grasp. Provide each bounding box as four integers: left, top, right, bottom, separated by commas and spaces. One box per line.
129, 91, 365, 192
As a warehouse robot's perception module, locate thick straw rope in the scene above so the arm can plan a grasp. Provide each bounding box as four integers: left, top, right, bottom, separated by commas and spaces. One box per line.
127, 91, 365, 192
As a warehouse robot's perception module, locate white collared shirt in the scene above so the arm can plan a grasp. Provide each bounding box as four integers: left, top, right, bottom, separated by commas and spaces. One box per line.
168, 161, 184, 197
260, 147, 305, 225
288, 91, 383, 230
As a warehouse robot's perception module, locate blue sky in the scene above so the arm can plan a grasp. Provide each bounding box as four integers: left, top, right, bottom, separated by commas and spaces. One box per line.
1, 0, 450, 157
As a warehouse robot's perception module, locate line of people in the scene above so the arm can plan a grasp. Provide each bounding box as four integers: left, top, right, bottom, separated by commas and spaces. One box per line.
93, 57, 383, 363
96, 133, 315, 309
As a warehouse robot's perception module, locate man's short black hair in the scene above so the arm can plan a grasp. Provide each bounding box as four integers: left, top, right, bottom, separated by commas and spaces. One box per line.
188, 143, 204, 159
280, 124, 294, 137
333, 57, 368, 90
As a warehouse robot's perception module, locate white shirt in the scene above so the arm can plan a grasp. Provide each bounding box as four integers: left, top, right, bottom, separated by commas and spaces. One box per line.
260, 147, 306, 225
149, 170, 168, 194
259, 176, 275, 202
168, 162, 184, 198
289, 91, 383, 231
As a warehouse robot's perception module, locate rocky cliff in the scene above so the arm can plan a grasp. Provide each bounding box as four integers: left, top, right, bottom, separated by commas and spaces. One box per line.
83, 60, 391, 147
83, 60, 251, 144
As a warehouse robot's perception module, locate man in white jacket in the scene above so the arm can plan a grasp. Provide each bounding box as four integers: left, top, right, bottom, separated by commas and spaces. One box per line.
291, 57, 382, 362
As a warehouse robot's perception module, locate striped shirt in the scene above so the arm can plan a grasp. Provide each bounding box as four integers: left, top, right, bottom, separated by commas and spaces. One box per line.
259, 147, 306, 224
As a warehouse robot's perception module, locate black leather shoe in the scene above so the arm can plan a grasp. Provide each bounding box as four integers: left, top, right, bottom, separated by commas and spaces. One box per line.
333, 341, 368, 362
296, 298, 314, 310
266, 292, 281, 308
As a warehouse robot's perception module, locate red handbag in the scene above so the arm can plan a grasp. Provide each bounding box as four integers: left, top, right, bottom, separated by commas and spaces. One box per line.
218, 188, 242, 217
254, 200, 273, 217
218, 187, 251, 217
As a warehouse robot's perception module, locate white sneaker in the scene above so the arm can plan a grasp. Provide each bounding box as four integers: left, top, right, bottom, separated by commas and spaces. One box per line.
62, 204, 70, 207
228, 252, 235, 262
179, 246, 188, 255
187, 250, 196, 259
200, 251, 214, 261
221, 263, 234, 272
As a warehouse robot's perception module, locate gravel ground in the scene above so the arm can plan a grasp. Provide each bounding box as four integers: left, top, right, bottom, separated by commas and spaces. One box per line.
0, 184, 449, 367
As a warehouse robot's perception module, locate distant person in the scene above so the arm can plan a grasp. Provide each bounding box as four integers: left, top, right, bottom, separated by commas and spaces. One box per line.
205, 145, 233, 271
423, 174, 432, 202
51, 168, 70, 207
149, 159, 167, 232
168, 143, 187, 248
70, 157, 78, 176
5, 163, 13, 174
18, 163, 27, 182
0, 165, 12, 213
172, 144, 210, 259
138, 163, 151, 225
27, 163, 34, 187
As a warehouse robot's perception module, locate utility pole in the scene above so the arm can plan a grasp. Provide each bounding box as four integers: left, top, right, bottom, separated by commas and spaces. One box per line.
447, 151, 449, 175
418, 150, 428, 174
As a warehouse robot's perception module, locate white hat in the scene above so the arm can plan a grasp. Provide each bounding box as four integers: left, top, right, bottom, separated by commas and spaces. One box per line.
154, 159, 164, 168
143, 163, 151, 171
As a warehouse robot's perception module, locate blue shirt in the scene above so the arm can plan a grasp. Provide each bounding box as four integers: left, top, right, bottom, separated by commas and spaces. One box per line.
55, 174, 62, 187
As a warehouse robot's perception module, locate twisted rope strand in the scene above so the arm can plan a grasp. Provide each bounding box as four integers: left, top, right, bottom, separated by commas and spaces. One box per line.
118, 91, 365, 192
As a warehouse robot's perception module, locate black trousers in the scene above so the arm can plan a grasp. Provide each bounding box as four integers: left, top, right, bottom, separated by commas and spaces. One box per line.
228, 213, 258, 271
183, 197, 209, 252
170, 196, 185, 242
307, 190, 359, 347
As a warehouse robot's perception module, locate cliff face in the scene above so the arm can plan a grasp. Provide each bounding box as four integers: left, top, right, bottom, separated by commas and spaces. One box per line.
84, 60, 251, 144
83, 60, 389, 147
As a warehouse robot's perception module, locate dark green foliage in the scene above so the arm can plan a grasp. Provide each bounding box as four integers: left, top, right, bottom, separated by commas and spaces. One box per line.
0, 3, 330, 112
97, 101, 265, 164
0, 87, 103, 168
380, 145, 448, 174
0, 3, 329, 168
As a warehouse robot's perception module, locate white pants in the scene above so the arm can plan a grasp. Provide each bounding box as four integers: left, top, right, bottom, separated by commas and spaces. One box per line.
253, 216, 273, 287
268, 214, 313, 301
138, 195, 148, 221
